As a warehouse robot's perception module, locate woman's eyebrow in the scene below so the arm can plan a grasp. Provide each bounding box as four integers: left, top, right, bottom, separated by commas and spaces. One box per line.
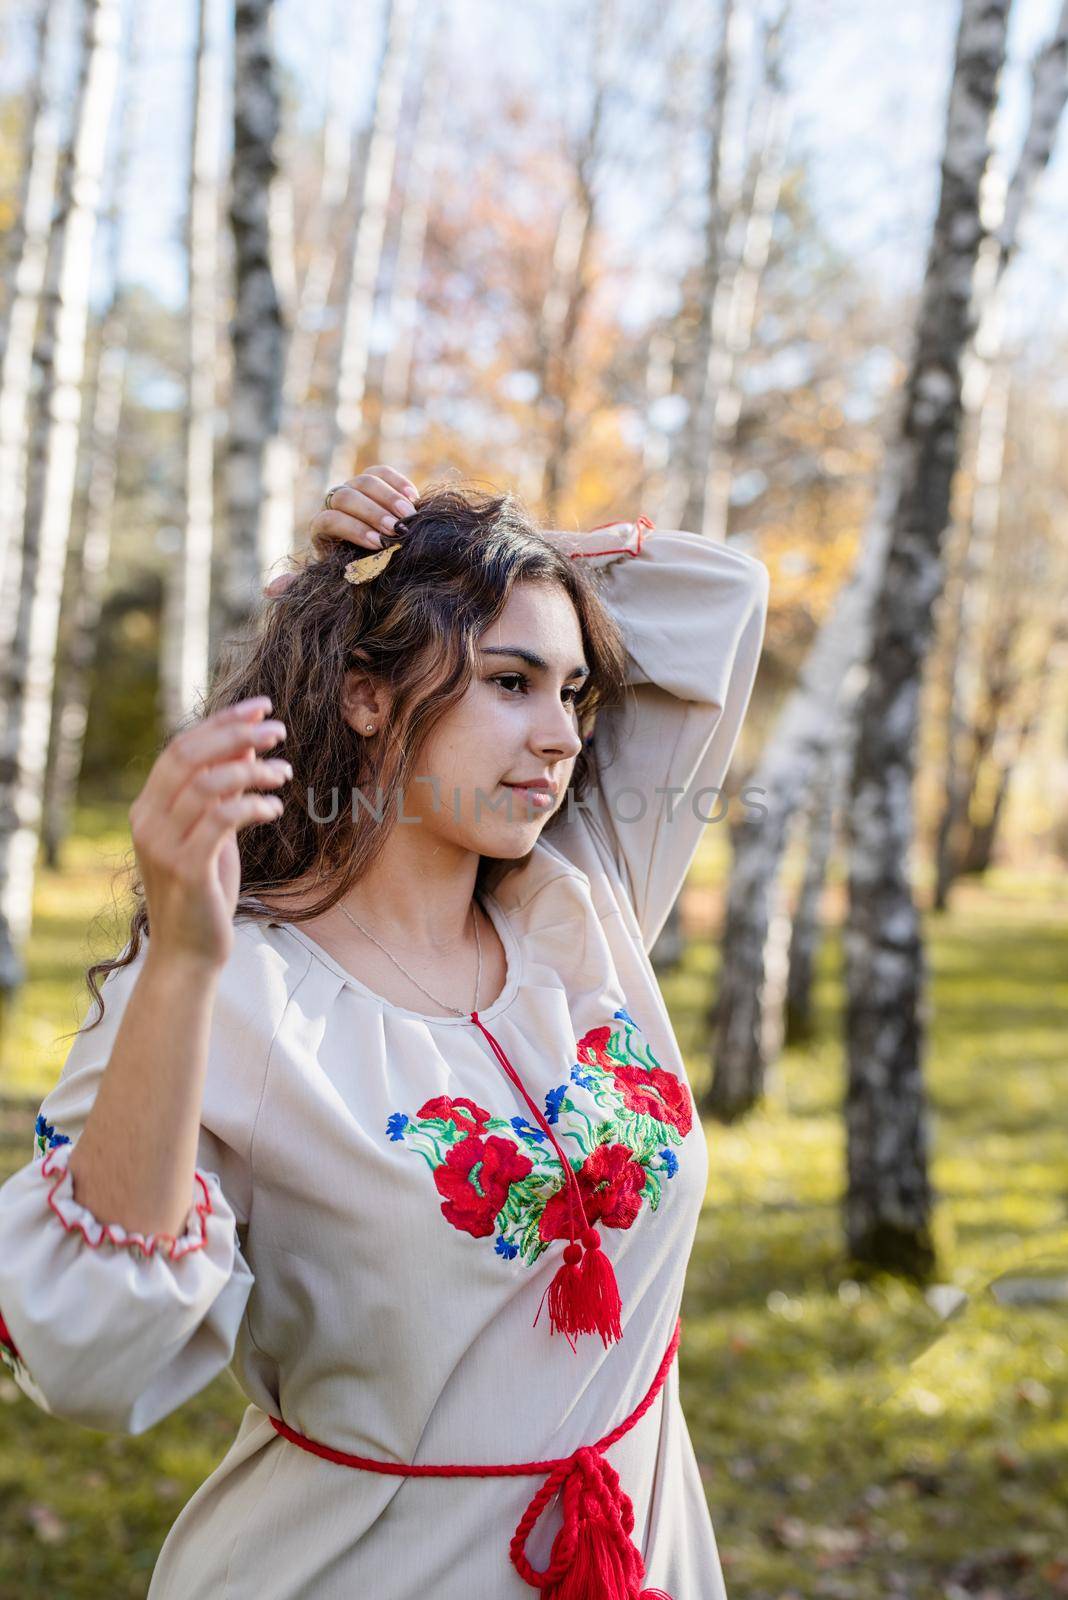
480, 646, 590, 679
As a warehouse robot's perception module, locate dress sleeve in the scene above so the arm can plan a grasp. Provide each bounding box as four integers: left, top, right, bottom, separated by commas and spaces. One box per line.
547, 517, 770, 952
0, 928, 275, 1435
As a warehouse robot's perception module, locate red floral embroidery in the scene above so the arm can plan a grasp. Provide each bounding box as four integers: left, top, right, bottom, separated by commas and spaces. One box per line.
609, 1063, 693, 1137
417, 1095, 493, 1135
388, 1004, 690, 1268
432, 1134, 534, 1238
539, 1143, 647, 1241
577, 1025, 614, 1072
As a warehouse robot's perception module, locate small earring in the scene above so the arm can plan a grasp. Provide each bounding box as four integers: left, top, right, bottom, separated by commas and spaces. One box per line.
365, 723, 375, 733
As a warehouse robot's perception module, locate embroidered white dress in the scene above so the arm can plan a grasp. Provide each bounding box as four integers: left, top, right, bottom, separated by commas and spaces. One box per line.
0, 520, 768, 1600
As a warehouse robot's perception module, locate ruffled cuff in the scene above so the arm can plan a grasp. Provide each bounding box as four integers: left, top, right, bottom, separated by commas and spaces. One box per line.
38, 1138, 216, 1263
0, 1137, 250, 1431
557, 514, 654, 569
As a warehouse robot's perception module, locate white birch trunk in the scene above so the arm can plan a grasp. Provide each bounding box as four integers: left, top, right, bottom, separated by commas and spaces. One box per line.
41, 27, 138, 868
843, 0, 1011, 1274
0, 0, 67, 645
283, 3, 363, 527
933, 0, 1068, 902
709, 0, 1064, 1126
703, 452, 900, 1119
161, 0, 219, 733
662, 0, 736, 537
257, 155, 298, 579
678, 2, 790, 542
324, 0, 416, 489
219, 0, 285, 644
0, 0, 121, 988
531, 0, 614, 523
376, 1, 448, 466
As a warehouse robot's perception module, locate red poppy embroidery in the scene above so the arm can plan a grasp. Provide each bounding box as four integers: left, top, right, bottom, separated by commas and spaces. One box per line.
384, 1007, 692, 1267
417, 1095, 493, 1135
539, 1143, 647, 1240
433, 1134, 534, 1237
608, 1063, 693, 1137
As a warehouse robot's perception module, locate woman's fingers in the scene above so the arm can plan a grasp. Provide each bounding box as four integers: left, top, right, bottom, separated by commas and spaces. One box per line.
136, 705, 286, 816
180, 791, 287, 869
309, 471, 419, 558
359, 464, 419, 502
264, 570, 298, 598
336, 472, 418, 521
167, 753, 292, 843
307, 506, 387, 556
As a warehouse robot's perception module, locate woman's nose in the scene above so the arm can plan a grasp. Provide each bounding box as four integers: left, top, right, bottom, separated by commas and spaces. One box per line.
534, 702, 583, 760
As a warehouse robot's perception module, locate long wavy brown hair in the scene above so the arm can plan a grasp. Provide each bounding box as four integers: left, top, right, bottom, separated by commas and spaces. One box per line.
77, 480, 630, 1031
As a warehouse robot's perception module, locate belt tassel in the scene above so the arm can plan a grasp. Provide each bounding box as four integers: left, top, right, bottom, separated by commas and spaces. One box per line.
510, 1444, 672, 1599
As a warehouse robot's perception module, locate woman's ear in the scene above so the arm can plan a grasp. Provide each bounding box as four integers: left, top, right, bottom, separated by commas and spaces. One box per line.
340, 669, 391, 733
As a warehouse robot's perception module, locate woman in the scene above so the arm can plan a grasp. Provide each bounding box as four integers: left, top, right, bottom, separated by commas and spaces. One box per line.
0, 465, 769, 1599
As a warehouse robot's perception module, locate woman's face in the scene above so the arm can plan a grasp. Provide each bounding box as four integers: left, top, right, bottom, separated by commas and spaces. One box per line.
400, 579, 588, 857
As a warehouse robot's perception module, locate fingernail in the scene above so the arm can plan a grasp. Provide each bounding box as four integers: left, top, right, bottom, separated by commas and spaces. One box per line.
403, 483, 418, 499
381, 515, 397, 531
367, 531, 384, 547
234, 696, 272, 712
394, 498, 417, 517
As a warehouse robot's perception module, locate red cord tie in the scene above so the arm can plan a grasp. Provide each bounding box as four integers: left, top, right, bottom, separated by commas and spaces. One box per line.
268, 1317, 682, 1600
510, 1444, 672, 1598
470, 1011, 624, 1351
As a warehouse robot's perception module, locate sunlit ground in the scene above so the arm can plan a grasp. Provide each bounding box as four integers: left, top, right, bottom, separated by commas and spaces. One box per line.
1, 809, 1065, 1598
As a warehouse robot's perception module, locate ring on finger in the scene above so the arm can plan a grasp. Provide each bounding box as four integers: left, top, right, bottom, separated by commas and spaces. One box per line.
324, 484, 346, 512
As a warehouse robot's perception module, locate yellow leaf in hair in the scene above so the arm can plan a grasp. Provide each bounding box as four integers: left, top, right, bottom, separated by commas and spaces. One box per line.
343, 544, 399, 585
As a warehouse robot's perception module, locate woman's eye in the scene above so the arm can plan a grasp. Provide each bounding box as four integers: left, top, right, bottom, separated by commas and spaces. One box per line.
493, 674, 583, 706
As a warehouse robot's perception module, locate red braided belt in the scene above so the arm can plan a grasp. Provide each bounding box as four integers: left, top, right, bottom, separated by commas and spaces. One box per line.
267, 1314, 681, 1600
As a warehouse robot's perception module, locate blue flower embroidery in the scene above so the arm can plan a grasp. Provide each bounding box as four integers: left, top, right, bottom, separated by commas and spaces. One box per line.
385, 1112, 409, 1141
570, 1064, 598, 1090
495, 1234, 519, 1259
659, 1148, 679, 1179
510, 1115, 546, 1143
34, 1114, 70, 1159
544, 1085, 567, 1125
613, 1007, 636, 1026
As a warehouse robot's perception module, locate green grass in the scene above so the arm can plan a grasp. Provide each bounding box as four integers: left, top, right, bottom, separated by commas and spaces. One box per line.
2, 808, 1066, 1598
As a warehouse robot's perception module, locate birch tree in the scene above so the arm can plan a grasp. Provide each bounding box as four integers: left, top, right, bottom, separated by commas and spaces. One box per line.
0, 0, 121, 996
160, 0, 220, 731
42, 28, 138, 867
933, 0, 1068, 905
323, 0, 416, 490
0, 0, 65, 643
218, 0, 285, 647
678, 1, 791, 543
529, 0, 613, 524
705, 0, 1063, 1123
652, 6, 789, 972
267, 1, 359, 540
375, 1, 448, 466
843, 0, 1012, 1275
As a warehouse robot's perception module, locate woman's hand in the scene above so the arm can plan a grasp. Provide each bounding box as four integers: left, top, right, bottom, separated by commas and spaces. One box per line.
129, 698, 290, 972
264, 465, 419, 599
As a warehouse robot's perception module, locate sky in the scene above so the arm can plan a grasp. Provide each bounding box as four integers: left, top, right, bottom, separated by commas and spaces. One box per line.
3, 0, 1066, 364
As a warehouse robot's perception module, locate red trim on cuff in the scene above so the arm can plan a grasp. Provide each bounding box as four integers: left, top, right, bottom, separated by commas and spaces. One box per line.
569, 514, 655, 560
40, 1148, 215, 1262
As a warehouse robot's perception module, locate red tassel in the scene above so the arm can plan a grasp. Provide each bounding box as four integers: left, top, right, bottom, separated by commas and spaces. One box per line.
510, 1445, 675, 1598
545, 1229, 622, 1349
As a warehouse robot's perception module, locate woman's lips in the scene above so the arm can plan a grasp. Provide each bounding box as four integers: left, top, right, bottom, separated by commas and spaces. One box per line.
502, 783, 554, 811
